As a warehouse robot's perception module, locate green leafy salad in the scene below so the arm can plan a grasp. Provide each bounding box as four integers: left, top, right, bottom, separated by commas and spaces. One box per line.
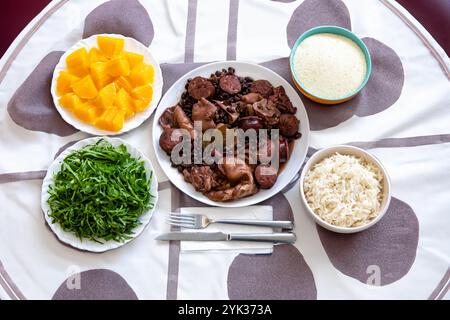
47, 139, 154, 243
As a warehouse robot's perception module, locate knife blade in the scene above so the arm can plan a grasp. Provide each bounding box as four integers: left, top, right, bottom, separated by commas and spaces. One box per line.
155, 232, 296, 243
155, 231, 228, 241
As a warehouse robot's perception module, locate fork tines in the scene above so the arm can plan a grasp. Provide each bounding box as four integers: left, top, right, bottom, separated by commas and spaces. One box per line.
166, 213, 197, 229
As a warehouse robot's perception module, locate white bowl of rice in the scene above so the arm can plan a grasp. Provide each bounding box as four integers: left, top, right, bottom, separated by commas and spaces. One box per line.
300, 145, 391, 233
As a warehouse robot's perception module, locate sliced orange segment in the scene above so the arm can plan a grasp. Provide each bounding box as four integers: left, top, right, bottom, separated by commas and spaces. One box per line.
72, 102, 99, 124
114, 76, 133, 93
131, 85, 153, 102
129, 63, 154, 86
66, 48, 90, 77
97, 36, 124, 58
90, 62, 112, 89
56, 71, 79, 96
133, 99, 148, 112
115, 88, 135, 119
88, 47, 108, 64
60, 35, 158, 130
106, 56, 130, 77
95, 83, 116, 108
123, 51, 144, 69
71, 75, 98, 100
95, 107, 124, 132
131, 85, 153, 112
96, 82, 116, 108
58, 93, 82, 110
111, 110, 125, 132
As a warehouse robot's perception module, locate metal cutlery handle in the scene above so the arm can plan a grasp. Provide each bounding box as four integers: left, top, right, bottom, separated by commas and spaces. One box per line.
211, 219, 294, 230
228, 232, 296, 243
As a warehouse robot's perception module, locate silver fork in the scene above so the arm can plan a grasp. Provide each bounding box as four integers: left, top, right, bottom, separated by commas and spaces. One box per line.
167, 213, 294, 230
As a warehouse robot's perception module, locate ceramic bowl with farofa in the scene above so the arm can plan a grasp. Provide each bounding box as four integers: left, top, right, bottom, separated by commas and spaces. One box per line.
290, 26, 371, 104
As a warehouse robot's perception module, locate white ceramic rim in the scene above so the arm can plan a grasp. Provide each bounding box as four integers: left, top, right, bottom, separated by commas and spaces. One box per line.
41, 136, 159, 252
299, 145, 391, 233
152, 61, 310, 207
50, 33, 163, 136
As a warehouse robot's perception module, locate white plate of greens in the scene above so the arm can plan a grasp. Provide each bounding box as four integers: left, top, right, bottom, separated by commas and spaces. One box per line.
41, 137, 158, 252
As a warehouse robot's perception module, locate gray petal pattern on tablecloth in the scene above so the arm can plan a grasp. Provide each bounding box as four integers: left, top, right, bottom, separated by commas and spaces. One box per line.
263, 10, 412, 282
227, 193, 316, 299
52, 269, 138, 300
302, 37, 404, 130
7, 51, 78, 136
160, 62, 206, 95
83, 0, 154, 46
263, 0, 405, 130
6, 0, 157, 137
345, 38, 405, 117
287, 0, 351, 48
259, 192, 294, 221
261, 57, 293, 86
53, 140, 79, 159
228, 245, 317, 300
0, 139, 80, 184
317, 197, 419, 286
170, 187, 315, 300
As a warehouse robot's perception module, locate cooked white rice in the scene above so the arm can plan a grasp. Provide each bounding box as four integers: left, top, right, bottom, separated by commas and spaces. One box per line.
303, 153, 383, 228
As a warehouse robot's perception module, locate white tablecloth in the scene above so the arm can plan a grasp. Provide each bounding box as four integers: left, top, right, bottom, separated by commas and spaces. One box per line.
0, 0, 448, 300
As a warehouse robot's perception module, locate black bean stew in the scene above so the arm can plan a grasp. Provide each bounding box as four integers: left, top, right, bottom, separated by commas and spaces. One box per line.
159, 67, 301, 202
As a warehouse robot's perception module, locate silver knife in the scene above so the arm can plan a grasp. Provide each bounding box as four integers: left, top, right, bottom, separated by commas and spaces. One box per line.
155, 231, 296, 244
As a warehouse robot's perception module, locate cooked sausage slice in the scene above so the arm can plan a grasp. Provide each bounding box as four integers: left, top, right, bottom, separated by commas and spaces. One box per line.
279, 137, 290, 163
238, 116, 264, 131
255, 164, 278, 189
279, 114, 300, 138
250, 80, 273, 98
159, 106, 176, 129
219, 75, 241, 94
187, 76, 215, 100
159, 128, 185, 154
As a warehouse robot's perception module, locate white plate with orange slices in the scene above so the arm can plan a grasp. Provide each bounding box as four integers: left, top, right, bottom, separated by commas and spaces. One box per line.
51, 33, 163, 135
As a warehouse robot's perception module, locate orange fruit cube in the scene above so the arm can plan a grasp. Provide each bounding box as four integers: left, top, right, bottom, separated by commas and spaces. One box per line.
95, 83, 116, 108
115, 88, 135, 119
114, 76, 133, 93
111, 110, 125, 132
133, 99, 148, 113
97, 36, 124, 58
89, 106, 104, 120
97, 107, 116, 126
129, 63, 154, 86
131, 85, 153, 103
72, 102, 99, 124
90, 62, 112, 89
58, 93, 82, 111
56, 71, 79, 96
95, 108, 124, 132
72, 95, 85, 109
106, 56, 130, 77
66, 48, 90, 77
71, 75, 98, 100
89, 47, 108, 64
59, 34, 157, 132
123, 51, 144, 69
